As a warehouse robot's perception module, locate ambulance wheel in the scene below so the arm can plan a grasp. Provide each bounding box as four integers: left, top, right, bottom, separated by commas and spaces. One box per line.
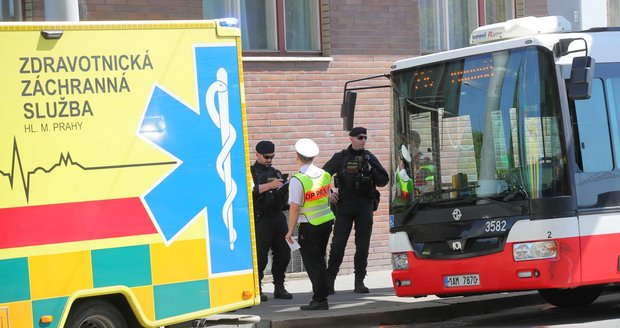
538, 285, 604, 307
65, 299, 128, 328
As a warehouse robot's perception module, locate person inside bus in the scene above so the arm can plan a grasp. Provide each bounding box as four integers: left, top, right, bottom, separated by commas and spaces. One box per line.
397, 130, 433, 197
395, 143, 414, 202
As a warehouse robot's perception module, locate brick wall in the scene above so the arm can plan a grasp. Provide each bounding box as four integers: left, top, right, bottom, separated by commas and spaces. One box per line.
243, 57, 396, 274
523, 0, 548, 16
328, 0, 418, 56
28, 0, 203, 20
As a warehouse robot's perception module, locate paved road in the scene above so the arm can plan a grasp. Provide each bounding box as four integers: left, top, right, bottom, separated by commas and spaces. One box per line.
185, 270, 547, 328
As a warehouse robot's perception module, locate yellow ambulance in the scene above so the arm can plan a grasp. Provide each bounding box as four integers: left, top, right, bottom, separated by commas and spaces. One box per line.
0, 19, 259, 327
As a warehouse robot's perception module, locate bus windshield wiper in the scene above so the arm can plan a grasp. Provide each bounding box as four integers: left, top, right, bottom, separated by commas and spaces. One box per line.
400, 189, 445, 225
422, 185, 477, 202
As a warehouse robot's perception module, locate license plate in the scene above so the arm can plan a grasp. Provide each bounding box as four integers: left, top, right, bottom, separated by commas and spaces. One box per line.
444, 274, 480, 288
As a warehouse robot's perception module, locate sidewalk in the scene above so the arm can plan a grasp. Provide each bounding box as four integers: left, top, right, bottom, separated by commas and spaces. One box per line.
227, 270, 546, 328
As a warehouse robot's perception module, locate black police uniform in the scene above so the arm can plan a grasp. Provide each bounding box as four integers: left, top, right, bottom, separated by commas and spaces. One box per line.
323, 145, 389, 291
251, 162, 291, 296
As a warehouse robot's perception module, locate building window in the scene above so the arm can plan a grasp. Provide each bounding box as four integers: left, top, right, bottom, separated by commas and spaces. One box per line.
484, 0, 515, 25
419, 0, 515, 52
204, 0, 321, 55
419, 0, 478, 52
0, 0, 20, 21
610, 0, 620, 26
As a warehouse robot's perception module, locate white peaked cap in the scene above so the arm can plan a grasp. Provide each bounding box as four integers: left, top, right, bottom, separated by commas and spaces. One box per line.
295, 138, 319, 158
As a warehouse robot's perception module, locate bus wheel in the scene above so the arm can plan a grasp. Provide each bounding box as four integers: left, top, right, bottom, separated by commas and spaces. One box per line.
538, 285, 604, 307
65, 299, 128, 328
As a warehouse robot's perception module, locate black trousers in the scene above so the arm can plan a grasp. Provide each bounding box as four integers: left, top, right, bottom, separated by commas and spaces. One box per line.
327, 198, 374, 280
255, 210, 290, 285
298, 221, 333, 302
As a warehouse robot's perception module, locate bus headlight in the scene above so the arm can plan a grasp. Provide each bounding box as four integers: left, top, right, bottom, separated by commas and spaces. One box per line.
513, 241, 557, 261
392, 252, 409, 270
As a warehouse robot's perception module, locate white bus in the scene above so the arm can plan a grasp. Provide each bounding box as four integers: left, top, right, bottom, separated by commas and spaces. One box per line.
344, 16, 620, 307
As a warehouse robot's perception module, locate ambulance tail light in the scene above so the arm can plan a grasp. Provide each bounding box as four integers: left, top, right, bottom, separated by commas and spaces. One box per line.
242, 290, 253, 300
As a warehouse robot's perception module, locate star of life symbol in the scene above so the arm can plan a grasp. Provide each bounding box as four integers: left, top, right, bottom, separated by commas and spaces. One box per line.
139, 45, 252, 275
452, 208, 462, 221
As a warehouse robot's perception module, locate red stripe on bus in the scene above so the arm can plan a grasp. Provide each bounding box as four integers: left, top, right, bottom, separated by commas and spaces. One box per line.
0, 198, 157, 249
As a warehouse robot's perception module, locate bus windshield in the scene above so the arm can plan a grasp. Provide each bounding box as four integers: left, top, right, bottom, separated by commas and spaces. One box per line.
390, 46, 569, 216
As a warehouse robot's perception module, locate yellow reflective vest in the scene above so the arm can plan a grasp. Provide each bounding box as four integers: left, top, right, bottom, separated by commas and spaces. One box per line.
395, 169, 413, 200
294, 171, 335, 226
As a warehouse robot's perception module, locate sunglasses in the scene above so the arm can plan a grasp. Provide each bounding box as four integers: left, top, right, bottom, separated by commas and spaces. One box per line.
262, 154, 275, 159
356, 135, 368, 140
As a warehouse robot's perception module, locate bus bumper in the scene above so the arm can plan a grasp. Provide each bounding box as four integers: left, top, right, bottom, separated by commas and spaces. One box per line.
390, 238, 581, 297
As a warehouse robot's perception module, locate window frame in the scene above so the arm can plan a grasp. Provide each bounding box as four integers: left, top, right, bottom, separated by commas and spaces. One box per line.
610, 0, 620, 26
246, 0, 322, 56
419, 0, 479, 53
478, 0, 516, 26
0, 0, 21, 21
203, 0, 323, 57
419, 0, 516, 53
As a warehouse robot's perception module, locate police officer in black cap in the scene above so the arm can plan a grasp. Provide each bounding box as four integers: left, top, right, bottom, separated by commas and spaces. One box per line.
251, 140, 292, 302
323, 127, 389, 294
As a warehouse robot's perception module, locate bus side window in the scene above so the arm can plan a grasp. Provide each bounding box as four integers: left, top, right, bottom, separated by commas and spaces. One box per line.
573, 78, 620, 208
607, 77, 620, 168
574, 79, 613, 172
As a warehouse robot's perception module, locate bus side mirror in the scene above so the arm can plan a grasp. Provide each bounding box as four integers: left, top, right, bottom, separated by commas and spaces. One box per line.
567, 56, 595, 100
341, 91, 357, 131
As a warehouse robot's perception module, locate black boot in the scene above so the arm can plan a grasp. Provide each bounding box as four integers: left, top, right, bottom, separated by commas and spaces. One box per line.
260, 286, 268, 302
354, 278, 369, 293
274, 284, 293, 299
300, 299, 328, 310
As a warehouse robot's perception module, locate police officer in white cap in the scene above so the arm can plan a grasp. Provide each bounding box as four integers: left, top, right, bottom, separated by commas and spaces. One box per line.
286, 138, 335, 310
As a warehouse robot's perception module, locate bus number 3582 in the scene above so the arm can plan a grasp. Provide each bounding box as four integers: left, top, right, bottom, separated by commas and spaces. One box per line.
485, 220, 507, 233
